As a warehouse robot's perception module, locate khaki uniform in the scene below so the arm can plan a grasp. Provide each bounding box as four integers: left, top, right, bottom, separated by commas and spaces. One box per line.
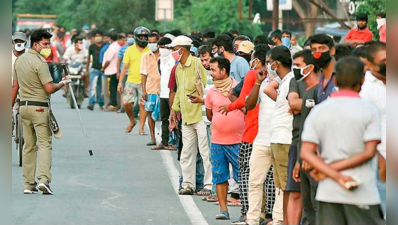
14, 49, 53, 190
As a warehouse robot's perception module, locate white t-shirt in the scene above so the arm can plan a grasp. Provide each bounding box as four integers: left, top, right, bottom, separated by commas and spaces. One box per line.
159, 55, 175, 99
360, 71, 386, 159
254, 78, 276, 147
270, 72, 294, 144
63, 45, 88, 65
302, 94, 381, 205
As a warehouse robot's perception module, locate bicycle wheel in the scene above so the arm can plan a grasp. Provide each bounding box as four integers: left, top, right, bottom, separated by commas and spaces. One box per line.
17, 113, 24, 167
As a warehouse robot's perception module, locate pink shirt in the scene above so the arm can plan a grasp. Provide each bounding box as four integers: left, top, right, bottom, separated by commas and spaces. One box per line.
379, 24, 386, 43
103, 42, 121, 75
205, 79, 245, 145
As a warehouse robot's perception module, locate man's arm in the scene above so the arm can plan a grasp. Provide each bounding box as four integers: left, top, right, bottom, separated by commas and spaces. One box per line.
85, 51, 91, 72
141, 74, 148, 101
264, 80, 279, 101
118, 63, 129, 93
206, 108, 213, 122
288, 92, 302, 113
12, 80, 19, 108
246, 83, 261, 111
117, 57, 123, 79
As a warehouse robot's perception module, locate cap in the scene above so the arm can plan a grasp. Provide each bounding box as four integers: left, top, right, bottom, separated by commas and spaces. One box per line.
169, 35, 193, 47
190, 46, 198, 56
237, 41, 255, 54
164, 33, 176, 41
12, 32, 27, 42
43, 24, 52, 29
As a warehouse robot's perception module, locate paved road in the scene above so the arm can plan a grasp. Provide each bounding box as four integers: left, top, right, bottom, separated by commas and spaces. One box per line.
12, 93, 241, 225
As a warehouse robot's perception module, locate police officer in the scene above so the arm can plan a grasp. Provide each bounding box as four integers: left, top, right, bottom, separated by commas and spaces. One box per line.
12, 29, 71, 195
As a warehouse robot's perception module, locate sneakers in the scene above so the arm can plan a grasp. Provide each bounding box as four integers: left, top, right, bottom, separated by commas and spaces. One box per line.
87, 105, 94, 111
216, 211, 230, 220
178, 187, 194, 195
23, 187, 39, 194
231, 216, 248, 225
38, 183, 53, 195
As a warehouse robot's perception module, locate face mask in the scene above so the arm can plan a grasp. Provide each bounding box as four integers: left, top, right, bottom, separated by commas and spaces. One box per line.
95, 37, 103, 43
127, 37, 135, 45
293, 65, 312, 81
148, 43, 158, 52
378, 63, 386, 76
77, 43, 84, 50
14, 43, 26, 52
377, 18, 386, 30
159, 48, 171, 58
241, 54, 252, 63
40, 48, 52, 58
249, 58, 259, 70
216, 47, 224, 58
171, 48, 183, 62
267, 61, 279, 77
213, 53, 219, 57
282, 37, 291, 48
313, 51, 332, 69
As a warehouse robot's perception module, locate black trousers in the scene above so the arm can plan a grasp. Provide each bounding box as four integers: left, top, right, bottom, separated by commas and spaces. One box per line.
160, 98, 170, 146
108, 74, 118, 107
301, 170, 319, 225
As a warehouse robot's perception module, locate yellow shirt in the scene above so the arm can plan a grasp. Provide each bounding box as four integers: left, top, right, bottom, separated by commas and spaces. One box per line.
123, 44, 150, 84
172, 55, 208, 125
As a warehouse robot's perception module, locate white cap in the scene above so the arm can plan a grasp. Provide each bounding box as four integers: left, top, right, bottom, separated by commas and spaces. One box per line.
43, 24, 52, 29
169, 35, 193, 47
164, 33, 176, 41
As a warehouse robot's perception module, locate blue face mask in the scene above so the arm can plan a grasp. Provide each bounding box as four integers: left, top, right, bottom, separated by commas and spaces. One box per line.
282, 37, 291, 48
127, 38, 135, 45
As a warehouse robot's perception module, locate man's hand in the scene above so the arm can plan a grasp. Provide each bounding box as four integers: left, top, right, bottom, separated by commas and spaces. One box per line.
60, 76, 72, 86
189, 95, 204, 104
293, 162, 301, 182
218, 105, 229, 115
117, 72, 121, 80
117, 83, 124, 93
336, 174, 359, 190
256, 69, 268, 83
169, 110, 177, 131
310, 169, 327, 182
142, 91, 148, 101
302, 160, 314, 172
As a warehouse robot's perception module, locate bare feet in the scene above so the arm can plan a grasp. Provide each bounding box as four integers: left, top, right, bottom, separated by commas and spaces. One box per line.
125, 122, 136, 133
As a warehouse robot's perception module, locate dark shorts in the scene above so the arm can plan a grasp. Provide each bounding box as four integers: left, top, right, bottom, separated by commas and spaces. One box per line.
286, 145, 301, 192
317, 202, 385, 225
210, 143, 240, 184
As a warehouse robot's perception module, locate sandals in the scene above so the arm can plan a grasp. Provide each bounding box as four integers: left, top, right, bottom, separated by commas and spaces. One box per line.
125, 121, 137, 133
195, 188, 211, 196
178, 187, 194, 195
147, 141, 156, 146
151, 144, 178, 151
139, 131, 148, 135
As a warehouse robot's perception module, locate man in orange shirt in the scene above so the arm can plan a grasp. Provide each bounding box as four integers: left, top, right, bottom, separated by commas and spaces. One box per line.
344, 13, 373, 46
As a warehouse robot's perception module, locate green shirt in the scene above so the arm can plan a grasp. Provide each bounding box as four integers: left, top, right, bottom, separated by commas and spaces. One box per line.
14, 49, 53, 103
172, 55, 208, 125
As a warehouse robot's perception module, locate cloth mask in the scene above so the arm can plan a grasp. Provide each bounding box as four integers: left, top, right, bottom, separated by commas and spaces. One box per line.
172, 48, 183, 62
95, 37, 103, 43
14, 43, 26, 52
77, 44, 84, 50
213, 77, 233, 97
313, 51, 332, 69
148, 43, 158, 52
293, 65, 312, 81
159, 48, 171, 58
127, 38, 135, 45
377, 18, 386, 30
40, 48, 52, 58
267, 61, 279, 77
282, 37, 291, 48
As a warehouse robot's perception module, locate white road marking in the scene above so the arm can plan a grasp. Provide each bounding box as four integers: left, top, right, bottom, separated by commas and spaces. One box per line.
151, 123, 210, 225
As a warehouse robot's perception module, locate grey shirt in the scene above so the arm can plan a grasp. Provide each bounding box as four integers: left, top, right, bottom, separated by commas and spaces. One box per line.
288, 79, 308, 146
302, 93, 381, 205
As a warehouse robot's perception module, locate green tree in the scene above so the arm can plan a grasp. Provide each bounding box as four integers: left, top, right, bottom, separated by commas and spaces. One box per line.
356, 0, 386, 39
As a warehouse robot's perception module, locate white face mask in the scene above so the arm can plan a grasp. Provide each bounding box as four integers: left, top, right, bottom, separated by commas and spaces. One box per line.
249, 58, 259, 70
14, 42, 26, 52
377, 18, 386, 30
159, 48, 171, 58
148, 43, 158, 52
267, 61, 279, 77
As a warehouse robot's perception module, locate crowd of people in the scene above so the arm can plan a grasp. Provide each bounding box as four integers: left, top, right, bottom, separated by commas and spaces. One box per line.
12, 10, 386, 225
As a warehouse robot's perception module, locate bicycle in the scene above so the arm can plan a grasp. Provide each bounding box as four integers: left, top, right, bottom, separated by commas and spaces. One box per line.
13, 99, 24, 167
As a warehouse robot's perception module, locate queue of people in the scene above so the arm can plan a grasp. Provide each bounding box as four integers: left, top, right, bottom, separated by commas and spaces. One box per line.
12, 10, 387, 225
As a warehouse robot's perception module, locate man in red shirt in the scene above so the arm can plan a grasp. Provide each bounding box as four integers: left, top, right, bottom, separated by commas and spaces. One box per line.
344, 13, 373, 46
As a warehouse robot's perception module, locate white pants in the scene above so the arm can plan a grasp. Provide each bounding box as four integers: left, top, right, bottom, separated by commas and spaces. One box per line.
247, 145, 283, 225
181, 120, 213, 190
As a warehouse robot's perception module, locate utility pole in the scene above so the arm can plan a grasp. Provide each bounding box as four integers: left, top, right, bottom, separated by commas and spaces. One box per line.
273, 0, 279, 30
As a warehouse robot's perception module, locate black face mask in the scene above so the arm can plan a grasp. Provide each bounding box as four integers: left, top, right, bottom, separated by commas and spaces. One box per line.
378, 63, 386, 76
293, 68, 302, 81
216, 48, 224, 58
241, 54, 252, 63
313, 51, 332, 69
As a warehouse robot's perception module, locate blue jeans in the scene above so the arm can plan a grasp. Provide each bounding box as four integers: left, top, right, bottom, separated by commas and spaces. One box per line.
89, 69, 104, 106
179, 151, 205, 191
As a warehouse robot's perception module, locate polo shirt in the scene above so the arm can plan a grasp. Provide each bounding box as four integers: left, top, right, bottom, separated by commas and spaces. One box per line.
345, 27, 373, 43
14, 49, 53, 102
118, 44, 129, 71
140, 51, 161, 94
123, 44, 150, 84
171, 55, 208, 125
230, 55, 250, 83
270, 72, 294, 145
205, 79, 245, 145
103, 42, 121, 75
301, 90, 381, 205
360, 72, 386, 159
63, 45, 88, 64
288, 78, 308, 147
253, 78, 276, 147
